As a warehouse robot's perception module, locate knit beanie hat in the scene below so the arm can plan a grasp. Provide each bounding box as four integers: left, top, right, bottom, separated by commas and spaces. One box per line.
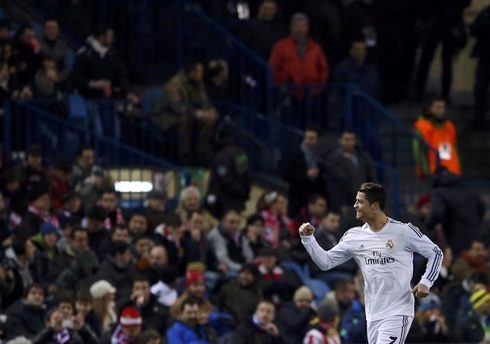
119, 307, 142, 327
293, 286, 313, 302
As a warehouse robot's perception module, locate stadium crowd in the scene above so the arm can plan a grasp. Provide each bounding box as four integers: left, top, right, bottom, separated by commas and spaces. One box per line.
0, 0, 489, 343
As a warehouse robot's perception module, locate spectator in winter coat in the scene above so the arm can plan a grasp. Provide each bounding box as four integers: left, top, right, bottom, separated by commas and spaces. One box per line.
413, 294, 449, 343
470, 4, 490, 130
6, 283, 46, 339
427, 167, 486, 257
219, 264, 263, 323
205, 125, 251, 219
175, 186, 218, 236
32, 309, 84, 344
118, 277, 171, 335
85, 206, 111, 261
277, 286, 317, 344
453, 288, 490, 343
269, 13, 329, 86
70, 25, 130, 99
255, 248, 301, 304
38, 19, 70, 83
94, 241, 139, 303
170, 268, 210, 319
340, 296, 367, 344
109, 307, 143, 344
280, 127, 326, 218
89, 280, 117, 335
239, 0, 287, 59
333, 40, 380, 100
166, 298, 208, 344
207, 210, 247, 274
234, 300, 286, 344
451, 239, 490, 282
240, 214, 269, 260
140, 245, 168, 286
324, 130, 376, 212
154, 62, 217, 164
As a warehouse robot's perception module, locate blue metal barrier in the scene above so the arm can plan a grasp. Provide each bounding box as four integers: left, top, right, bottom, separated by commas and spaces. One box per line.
95, 0, 273, 115
3, 99, 190, 205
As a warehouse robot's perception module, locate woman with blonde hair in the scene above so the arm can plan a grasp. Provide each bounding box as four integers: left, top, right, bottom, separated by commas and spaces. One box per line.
89, 280, 117, 334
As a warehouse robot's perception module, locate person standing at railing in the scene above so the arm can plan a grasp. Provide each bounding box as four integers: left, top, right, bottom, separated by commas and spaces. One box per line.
333, 40, 380, 100
280, 126, 326, 219
69, 26, 132, 99
323, 130, 377, 215
238, 0, 288, 60
154, 61, 218, 165
269, 12, 329, 88
412, 97, 461, 178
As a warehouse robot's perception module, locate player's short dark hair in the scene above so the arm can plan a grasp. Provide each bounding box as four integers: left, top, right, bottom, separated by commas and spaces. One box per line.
358, 182, 386, 210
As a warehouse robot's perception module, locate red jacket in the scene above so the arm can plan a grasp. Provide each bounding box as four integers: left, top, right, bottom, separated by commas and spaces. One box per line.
269, 35, 329, 85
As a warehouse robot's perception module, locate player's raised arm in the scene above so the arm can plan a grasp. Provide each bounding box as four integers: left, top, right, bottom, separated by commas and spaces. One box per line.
300, 222, 353, 271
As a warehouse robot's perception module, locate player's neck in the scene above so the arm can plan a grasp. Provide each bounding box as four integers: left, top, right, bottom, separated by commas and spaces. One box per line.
366, 214, 389, 232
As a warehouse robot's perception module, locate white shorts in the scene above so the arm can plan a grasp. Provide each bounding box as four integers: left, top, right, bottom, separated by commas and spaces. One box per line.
367, 315, 413, 344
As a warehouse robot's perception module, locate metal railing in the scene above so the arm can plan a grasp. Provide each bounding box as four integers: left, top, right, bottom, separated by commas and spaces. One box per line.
3, 99, 190, 207
94, 0, 274, 116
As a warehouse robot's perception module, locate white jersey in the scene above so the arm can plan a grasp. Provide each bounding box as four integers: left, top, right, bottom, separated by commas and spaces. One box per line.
302, 218, 443, 321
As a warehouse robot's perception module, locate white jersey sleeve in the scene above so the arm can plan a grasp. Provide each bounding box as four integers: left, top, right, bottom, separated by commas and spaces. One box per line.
404, 223, 443, 288
301, 232, 354, 271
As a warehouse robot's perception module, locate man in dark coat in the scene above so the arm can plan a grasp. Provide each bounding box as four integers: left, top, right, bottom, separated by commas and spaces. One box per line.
70, 25, 129, 98
427, 167, 487, 257
470, 4, 490, 130
6, 283, 45, 339
118, 276, 171, 335
280, 127, 326, 218
206, 124, 251, 219
239, 0, 287, 59
324, 130, 376, 212
94, 241, 139, 303
234, 300, 286, 344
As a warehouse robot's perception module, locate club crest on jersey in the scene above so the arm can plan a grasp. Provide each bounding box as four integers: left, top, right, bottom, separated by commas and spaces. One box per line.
386, 239, 394, 249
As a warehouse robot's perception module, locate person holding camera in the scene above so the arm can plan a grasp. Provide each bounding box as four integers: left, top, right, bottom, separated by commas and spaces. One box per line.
32, 308, 84, 344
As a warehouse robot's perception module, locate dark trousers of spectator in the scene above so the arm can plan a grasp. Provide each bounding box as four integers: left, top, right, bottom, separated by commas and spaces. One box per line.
177, 114, 215, 164
416, 32, 456, 100
473, 58, 490, 128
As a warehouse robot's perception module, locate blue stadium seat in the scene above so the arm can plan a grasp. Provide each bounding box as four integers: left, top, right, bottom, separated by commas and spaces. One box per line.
280, 261, 308, 283
304, 278, 331, 306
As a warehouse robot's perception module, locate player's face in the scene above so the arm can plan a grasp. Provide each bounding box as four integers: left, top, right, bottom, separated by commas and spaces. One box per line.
353, 192, 373, 221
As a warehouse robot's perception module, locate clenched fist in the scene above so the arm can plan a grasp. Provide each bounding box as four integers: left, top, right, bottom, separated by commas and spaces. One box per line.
299, 222, 315, 236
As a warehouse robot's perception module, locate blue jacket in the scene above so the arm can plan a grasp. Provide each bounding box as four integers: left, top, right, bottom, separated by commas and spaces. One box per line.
340, 300, 368, 344
167, 320, 209, 344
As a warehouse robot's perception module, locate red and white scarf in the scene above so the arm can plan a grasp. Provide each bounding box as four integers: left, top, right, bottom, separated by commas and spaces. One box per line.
256, 259, 283, 280
104, 207, 125, 230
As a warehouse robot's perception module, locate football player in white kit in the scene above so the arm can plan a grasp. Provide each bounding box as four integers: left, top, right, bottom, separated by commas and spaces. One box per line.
299, 182, 443, 344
